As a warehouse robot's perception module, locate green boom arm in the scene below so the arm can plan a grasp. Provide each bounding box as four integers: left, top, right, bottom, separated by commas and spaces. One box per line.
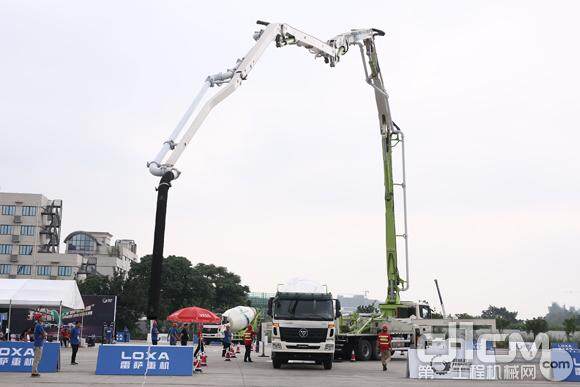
358, 38, 409, 313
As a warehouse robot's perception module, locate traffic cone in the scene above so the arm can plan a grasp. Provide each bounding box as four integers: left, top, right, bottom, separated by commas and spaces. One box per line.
201, 352, 207, 367
350, 348, 356, 362
236, 343, 241, 353
194, 355, 203, 372
230, 345, 237, 358
225, 349, 231, 361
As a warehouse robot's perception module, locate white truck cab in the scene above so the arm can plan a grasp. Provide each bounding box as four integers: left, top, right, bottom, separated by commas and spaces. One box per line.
268, 289, 341, 370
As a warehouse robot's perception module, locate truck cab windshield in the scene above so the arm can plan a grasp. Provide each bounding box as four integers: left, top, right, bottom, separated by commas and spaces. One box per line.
274, 299, 334, 321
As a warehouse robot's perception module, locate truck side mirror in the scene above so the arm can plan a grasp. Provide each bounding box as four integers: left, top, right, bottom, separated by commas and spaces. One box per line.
267, 297, 274, 317
335, 299, 342, 318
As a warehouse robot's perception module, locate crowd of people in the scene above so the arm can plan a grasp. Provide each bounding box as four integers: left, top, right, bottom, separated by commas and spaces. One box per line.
149, 320, 258, 363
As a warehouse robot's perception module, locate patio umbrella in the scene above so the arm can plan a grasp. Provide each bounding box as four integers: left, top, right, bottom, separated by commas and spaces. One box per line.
167, 306, 221, 324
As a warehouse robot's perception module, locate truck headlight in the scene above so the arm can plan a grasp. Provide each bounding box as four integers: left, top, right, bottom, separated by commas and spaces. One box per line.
324, 344, 334, 351
273, 342, 282, 350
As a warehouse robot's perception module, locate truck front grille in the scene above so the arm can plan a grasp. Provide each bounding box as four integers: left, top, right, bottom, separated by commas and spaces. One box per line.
279, 327, 327, 343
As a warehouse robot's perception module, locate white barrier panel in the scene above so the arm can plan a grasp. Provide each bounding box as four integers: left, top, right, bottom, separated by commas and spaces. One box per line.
408, 349, 497, 380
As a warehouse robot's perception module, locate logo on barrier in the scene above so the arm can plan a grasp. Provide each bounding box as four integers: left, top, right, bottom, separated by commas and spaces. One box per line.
0, 342, 59, 373
96, 345, 193, 376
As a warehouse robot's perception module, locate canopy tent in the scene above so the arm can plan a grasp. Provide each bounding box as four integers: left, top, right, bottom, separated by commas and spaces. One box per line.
0, 279, 84, 309
0, 279, 85, 338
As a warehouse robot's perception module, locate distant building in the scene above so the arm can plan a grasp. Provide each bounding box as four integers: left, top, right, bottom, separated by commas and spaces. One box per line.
0, 192, 82, 279
64, 231, 138, 277
337, 294, 380, 314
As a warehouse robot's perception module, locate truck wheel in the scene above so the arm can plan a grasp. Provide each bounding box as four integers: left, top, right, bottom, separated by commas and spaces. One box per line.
323, 355, 333, 370
272, 358, 282, 369
357, 339, 373, 361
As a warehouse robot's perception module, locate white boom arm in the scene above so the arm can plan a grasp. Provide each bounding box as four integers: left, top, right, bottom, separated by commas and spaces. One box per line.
147, 21, 383, 178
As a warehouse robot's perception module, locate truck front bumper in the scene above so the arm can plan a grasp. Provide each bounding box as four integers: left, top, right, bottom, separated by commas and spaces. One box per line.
271, 340, 334, 361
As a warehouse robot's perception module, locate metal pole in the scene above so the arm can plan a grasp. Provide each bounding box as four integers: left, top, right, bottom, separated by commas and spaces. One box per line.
112, 296, 117, 341
434, 279, 446, 318
57, 302, 62, 342
57, 302, 62, 370
7, 300, 11, 339
147, 171, 176, 320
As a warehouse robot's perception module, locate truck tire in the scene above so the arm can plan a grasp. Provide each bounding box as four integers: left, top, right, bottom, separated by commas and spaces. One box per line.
323, 355, 333, 370
272, 358, 282, 369
357, 339, 373, 361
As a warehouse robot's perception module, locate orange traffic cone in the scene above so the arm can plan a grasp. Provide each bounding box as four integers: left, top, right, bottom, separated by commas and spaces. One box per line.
230, 346, 237, 358
194, 355, 203, 372
225, 350, 231, 361
350, 348, 356, 362
201, 352, 207, 367
236, 344, 241, 353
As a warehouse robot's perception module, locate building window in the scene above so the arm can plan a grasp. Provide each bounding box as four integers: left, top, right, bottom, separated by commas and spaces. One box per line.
1, 205, 16, 215
0, 244, 12, 254
17, 265, 31, 275
0, 225, 13, 235
37, 265, 51, 276
0, 264, 10, 275
67, 233, 96, 253
19, 245, 33, 255
20, 225, 35, 236
21, 206, 37, 216
58, 266, 73, 277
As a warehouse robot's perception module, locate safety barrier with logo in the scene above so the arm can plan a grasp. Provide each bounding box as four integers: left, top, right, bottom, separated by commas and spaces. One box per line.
95, 345, 193, 376
0, 342, 60, 373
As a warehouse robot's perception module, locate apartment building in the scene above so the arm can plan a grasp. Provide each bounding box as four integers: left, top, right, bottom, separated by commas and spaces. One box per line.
64, 231, 138, 277
0, 192, 82, 279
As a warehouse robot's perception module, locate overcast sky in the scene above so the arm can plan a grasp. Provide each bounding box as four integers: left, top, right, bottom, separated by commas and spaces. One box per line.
1, 0, 578, 318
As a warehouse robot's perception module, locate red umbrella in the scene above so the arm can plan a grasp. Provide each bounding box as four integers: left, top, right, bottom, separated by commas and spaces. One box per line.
167, 306, 220, 324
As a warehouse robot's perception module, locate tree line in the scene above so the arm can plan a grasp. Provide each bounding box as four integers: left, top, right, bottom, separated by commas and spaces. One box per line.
449, 304, 579, 339
77, 255, 250, 332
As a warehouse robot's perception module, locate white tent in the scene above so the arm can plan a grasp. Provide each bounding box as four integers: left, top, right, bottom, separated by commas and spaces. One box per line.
0, 279, 85, 337
0, 279, 84, 309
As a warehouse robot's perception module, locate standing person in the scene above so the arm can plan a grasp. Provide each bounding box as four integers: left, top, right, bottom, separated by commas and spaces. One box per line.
151, 320, 159, 345
31, 313, 46, 377
378, 324, 392, 371
243, 324, 256, 363
180, 324, 189, 346
168, 323, 178, 346
63, 326, 71, 347
194, 323, 204, 357
222, 326, 232, 357
70, 321, 81, 365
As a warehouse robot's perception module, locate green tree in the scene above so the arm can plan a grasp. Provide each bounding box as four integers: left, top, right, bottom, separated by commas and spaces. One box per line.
76, 255, 249, 331
194, 263, 249, 312
126, 255, 216, 319
481, 306, 519, 332
524, 317, 548, 337
356, 303, 379, 314
455, 313, 475, 319
564, 317, 577, 341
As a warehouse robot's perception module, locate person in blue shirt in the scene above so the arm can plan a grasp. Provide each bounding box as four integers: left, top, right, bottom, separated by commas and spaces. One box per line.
151, 320, 159, 346
31, 313, 46, 377
70, 321, 81, 365
222, 325, 232, 357
168, 323, 179, 346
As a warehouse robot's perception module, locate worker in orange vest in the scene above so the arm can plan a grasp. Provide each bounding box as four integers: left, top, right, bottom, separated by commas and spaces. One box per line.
243, 324, 256, 363
377, 324, 392, 371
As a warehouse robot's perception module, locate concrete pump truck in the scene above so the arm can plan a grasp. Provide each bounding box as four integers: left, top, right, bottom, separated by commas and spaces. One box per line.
145, 21, 432, 364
